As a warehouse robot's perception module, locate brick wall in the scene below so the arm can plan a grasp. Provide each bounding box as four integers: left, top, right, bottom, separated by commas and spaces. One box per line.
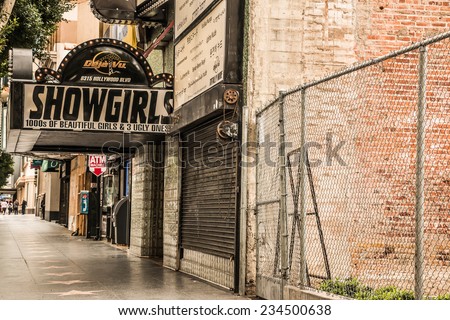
248, 0, 360, 297
356, 1, 450, 59
248, 1, 450, 108
354, 1, 450, 295
248, 0, 450, 297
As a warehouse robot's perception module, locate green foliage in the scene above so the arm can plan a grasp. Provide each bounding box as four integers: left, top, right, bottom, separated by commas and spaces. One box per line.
0, 0, 75, 76
366, 286, 414, 300
430, 293, 450, 300
0, 150, 14, 187
0, 17, 19, 50
319, 277, 369, 298
319, 278, 414, 300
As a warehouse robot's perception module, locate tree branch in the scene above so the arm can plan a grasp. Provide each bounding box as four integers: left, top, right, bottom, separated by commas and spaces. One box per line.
0, 0, 16, 32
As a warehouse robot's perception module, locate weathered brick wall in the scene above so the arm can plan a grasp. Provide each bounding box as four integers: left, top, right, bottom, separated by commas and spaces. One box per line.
248, 1, 450, 107
354, 1, 450, 295
248, 0, 357, 110
355, 0, 450, 59
248, 0, 450, 297
248, 0, 360, 297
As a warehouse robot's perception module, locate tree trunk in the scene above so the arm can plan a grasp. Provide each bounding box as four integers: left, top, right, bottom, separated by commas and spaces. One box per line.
0, 0, 16, 32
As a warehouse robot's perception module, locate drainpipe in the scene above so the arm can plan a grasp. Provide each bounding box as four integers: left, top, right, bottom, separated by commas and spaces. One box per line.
239, 104, 249, 296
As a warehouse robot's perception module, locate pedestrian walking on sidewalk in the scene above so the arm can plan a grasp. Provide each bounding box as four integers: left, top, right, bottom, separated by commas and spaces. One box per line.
1, 200, 7, 214
21, 199, 27, 215
13, 200, 18, 215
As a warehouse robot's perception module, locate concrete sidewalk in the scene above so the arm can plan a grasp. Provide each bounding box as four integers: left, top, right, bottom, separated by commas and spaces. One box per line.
0, 214, 246, 300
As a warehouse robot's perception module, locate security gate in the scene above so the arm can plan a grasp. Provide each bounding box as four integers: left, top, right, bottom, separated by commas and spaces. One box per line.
179, 116, 239, 289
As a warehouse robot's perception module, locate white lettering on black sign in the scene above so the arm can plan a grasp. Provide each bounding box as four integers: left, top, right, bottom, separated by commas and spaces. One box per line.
23, 84, 173, 133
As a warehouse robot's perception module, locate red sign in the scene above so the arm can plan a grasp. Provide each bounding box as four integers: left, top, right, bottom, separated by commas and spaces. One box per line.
89, 155, 107, 177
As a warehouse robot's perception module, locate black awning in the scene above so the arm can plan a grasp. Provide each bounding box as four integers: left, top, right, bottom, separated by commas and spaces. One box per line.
6, 128, 164, 159
90, 0, 169, 25
0, 189, 17, 195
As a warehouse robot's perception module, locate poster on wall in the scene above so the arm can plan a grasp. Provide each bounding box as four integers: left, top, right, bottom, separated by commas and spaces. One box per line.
175, 0, 217, 39
174, 0, 226, 109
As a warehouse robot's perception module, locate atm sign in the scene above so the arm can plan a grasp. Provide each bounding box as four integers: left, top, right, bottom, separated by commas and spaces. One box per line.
89, 155, 107, 177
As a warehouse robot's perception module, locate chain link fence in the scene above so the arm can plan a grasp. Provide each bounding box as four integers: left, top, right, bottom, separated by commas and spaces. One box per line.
256, 31, 450, 299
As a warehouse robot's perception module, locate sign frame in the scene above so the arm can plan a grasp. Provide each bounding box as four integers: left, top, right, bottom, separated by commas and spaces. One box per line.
171, 0, 244, 121
20, 83, 172, 134
174, 0, 227, 109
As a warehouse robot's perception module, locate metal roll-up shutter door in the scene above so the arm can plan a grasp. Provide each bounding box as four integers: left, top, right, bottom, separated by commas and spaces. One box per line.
181, 117, 238, 259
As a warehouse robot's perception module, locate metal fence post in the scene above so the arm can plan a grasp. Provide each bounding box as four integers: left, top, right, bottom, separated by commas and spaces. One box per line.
298, 88, 307, 287
279, 91, 289, 291
415, 46, 427, 300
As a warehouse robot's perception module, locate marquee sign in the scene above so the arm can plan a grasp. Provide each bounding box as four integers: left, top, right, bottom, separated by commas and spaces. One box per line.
8, 37, 179, 156
35, 38, 170, 87
23, 84, 172, 133
60, 46, 148, 85
26, 38, 174, 134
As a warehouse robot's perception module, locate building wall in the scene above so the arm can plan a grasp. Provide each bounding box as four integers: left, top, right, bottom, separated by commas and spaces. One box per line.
133, 5, 176, 261
163, 136, 181, 270
130, 145, 165, 257
246, 0, 450, 296
43, 2, 100, 229
15, 158, 37, 214
130, 147, 151, 256
44, 172, 60, 221
352, 0, 450, 295
76, 3, 99, 43
23, 176, 36, 214
355, 1, 450, 59
37, 169, 46, 218
247, 0, 357, 112
247, 0, 450, 125
53, 2, 100, 68
68, 156, 90, 234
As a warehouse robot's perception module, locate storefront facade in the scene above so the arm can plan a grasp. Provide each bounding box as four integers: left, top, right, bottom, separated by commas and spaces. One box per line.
156, 0, 245, 291
6, 35, 173, 242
